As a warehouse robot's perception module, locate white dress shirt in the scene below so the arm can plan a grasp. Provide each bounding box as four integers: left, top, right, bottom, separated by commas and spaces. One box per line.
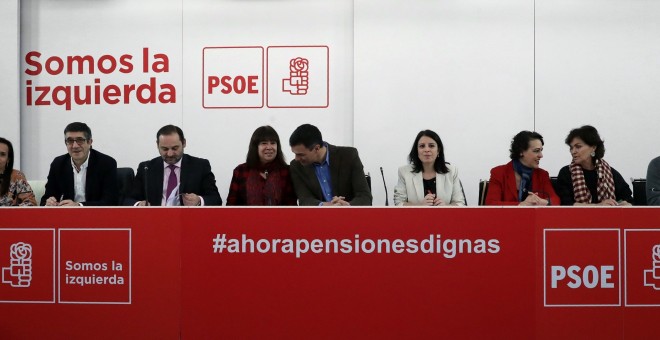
71, 156, 89, 204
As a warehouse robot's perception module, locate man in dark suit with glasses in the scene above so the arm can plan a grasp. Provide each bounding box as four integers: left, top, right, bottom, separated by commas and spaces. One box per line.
42, 122, 118, 206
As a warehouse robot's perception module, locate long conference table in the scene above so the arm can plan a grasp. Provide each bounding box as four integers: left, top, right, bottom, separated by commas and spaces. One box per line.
1, 207, 660, 339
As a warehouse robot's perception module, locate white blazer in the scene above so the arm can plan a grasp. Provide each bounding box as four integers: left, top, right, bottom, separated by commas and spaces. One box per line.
393, 164, 466, 206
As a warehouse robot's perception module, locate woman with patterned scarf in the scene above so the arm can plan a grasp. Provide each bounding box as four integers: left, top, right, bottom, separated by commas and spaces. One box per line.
556, 125, 633, 206
226, 126, 297, 206
485, 131, 560, 206
0, 137, 37, 206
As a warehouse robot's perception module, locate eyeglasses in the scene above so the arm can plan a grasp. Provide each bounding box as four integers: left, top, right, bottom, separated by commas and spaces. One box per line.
65, 138, 88, 146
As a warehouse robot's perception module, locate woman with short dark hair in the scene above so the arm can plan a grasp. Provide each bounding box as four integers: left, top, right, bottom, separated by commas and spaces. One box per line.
556, 125, 632, 206
485, 131, 559, 206
226, 126, 297, 206
0, 137, 37, 206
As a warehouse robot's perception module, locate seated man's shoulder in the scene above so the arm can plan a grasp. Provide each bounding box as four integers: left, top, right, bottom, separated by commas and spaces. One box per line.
184, 154, 214, 170
184, 154, 209, 163
91, 149, 117, 164
332, 145, 360, 157
135, 157, 158, 172
289, 159, 303, 169
651, 156, 660, 168
51, 153, 70, 164
333, 144, 357, 151
144, 156, 162, 164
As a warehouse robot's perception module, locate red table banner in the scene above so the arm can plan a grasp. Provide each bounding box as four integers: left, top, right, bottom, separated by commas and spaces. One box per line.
1, 207, 659, 339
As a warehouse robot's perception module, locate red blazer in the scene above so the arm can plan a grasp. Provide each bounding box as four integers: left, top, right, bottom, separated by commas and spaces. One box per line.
485, 161, 560, 206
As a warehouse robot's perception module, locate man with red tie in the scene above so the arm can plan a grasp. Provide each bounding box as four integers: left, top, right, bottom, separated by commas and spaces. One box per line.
125, 125, 221, 206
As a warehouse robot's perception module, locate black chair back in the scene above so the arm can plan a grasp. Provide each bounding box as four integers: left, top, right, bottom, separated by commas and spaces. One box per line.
632, 178, 647, 206
478, 180, 489, 206
550, 177, 560, 197
117, 167, 135, 205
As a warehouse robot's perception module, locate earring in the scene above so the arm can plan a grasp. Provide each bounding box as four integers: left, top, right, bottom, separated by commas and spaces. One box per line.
590, 151, 596, 157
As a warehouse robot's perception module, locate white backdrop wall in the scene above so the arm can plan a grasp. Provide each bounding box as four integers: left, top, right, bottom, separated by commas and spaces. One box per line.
355, 0, 534, 205
534, 0, 660, 191
0, 0, 20, 167
10, 0, 660, 206
19, 0, 184, 176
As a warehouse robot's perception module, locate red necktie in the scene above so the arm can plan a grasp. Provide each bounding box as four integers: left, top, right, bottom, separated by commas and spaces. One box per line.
166, 164, 178, 199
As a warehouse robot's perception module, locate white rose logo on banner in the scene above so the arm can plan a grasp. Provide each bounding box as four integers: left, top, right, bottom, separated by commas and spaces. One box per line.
283, 57, 309, 95
643, 244, 660, 290
2, 242, 33, 288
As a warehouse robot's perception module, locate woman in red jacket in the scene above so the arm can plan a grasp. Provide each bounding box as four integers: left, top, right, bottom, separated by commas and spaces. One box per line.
486, 131, 559, 206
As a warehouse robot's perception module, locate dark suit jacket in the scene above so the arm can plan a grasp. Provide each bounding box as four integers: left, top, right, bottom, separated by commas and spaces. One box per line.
648, 156, 660, 206
40, 149, 118, 206
485, 161, 560, 206
289, 144, 372, 206
125, 154, 222, 206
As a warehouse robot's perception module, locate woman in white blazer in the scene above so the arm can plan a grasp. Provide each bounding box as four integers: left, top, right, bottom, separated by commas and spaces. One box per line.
394, 130, 466, 206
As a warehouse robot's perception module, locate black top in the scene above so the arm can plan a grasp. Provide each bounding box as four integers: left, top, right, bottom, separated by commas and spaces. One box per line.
423, 178, 436, 196
556, 165, 633, 205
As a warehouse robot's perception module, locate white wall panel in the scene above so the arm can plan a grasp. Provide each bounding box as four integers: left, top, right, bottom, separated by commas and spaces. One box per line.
20, 0, 183, 179
355, 0, 534, 206
536, 0, 660, 182
0, 1, 20, 167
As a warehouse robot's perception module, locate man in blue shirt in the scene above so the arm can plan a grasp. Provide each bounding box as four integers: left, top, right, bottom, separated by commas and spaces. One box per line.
289, 124, 372, 206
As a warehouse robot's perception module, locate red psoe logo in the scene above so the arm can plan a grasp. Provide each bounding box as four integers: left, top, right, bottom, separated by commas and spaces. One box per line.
203, 46, 264, 109
625, 229, 660, 306
267, 46, 328, 108
544, 229, 621, 307
283, 57, 309, 95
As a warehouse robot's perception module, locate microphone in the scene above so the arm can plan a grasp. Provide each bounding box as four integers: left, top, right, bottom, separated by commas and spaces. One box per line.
380, 167, 389, 206
143, 165, 149, 205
